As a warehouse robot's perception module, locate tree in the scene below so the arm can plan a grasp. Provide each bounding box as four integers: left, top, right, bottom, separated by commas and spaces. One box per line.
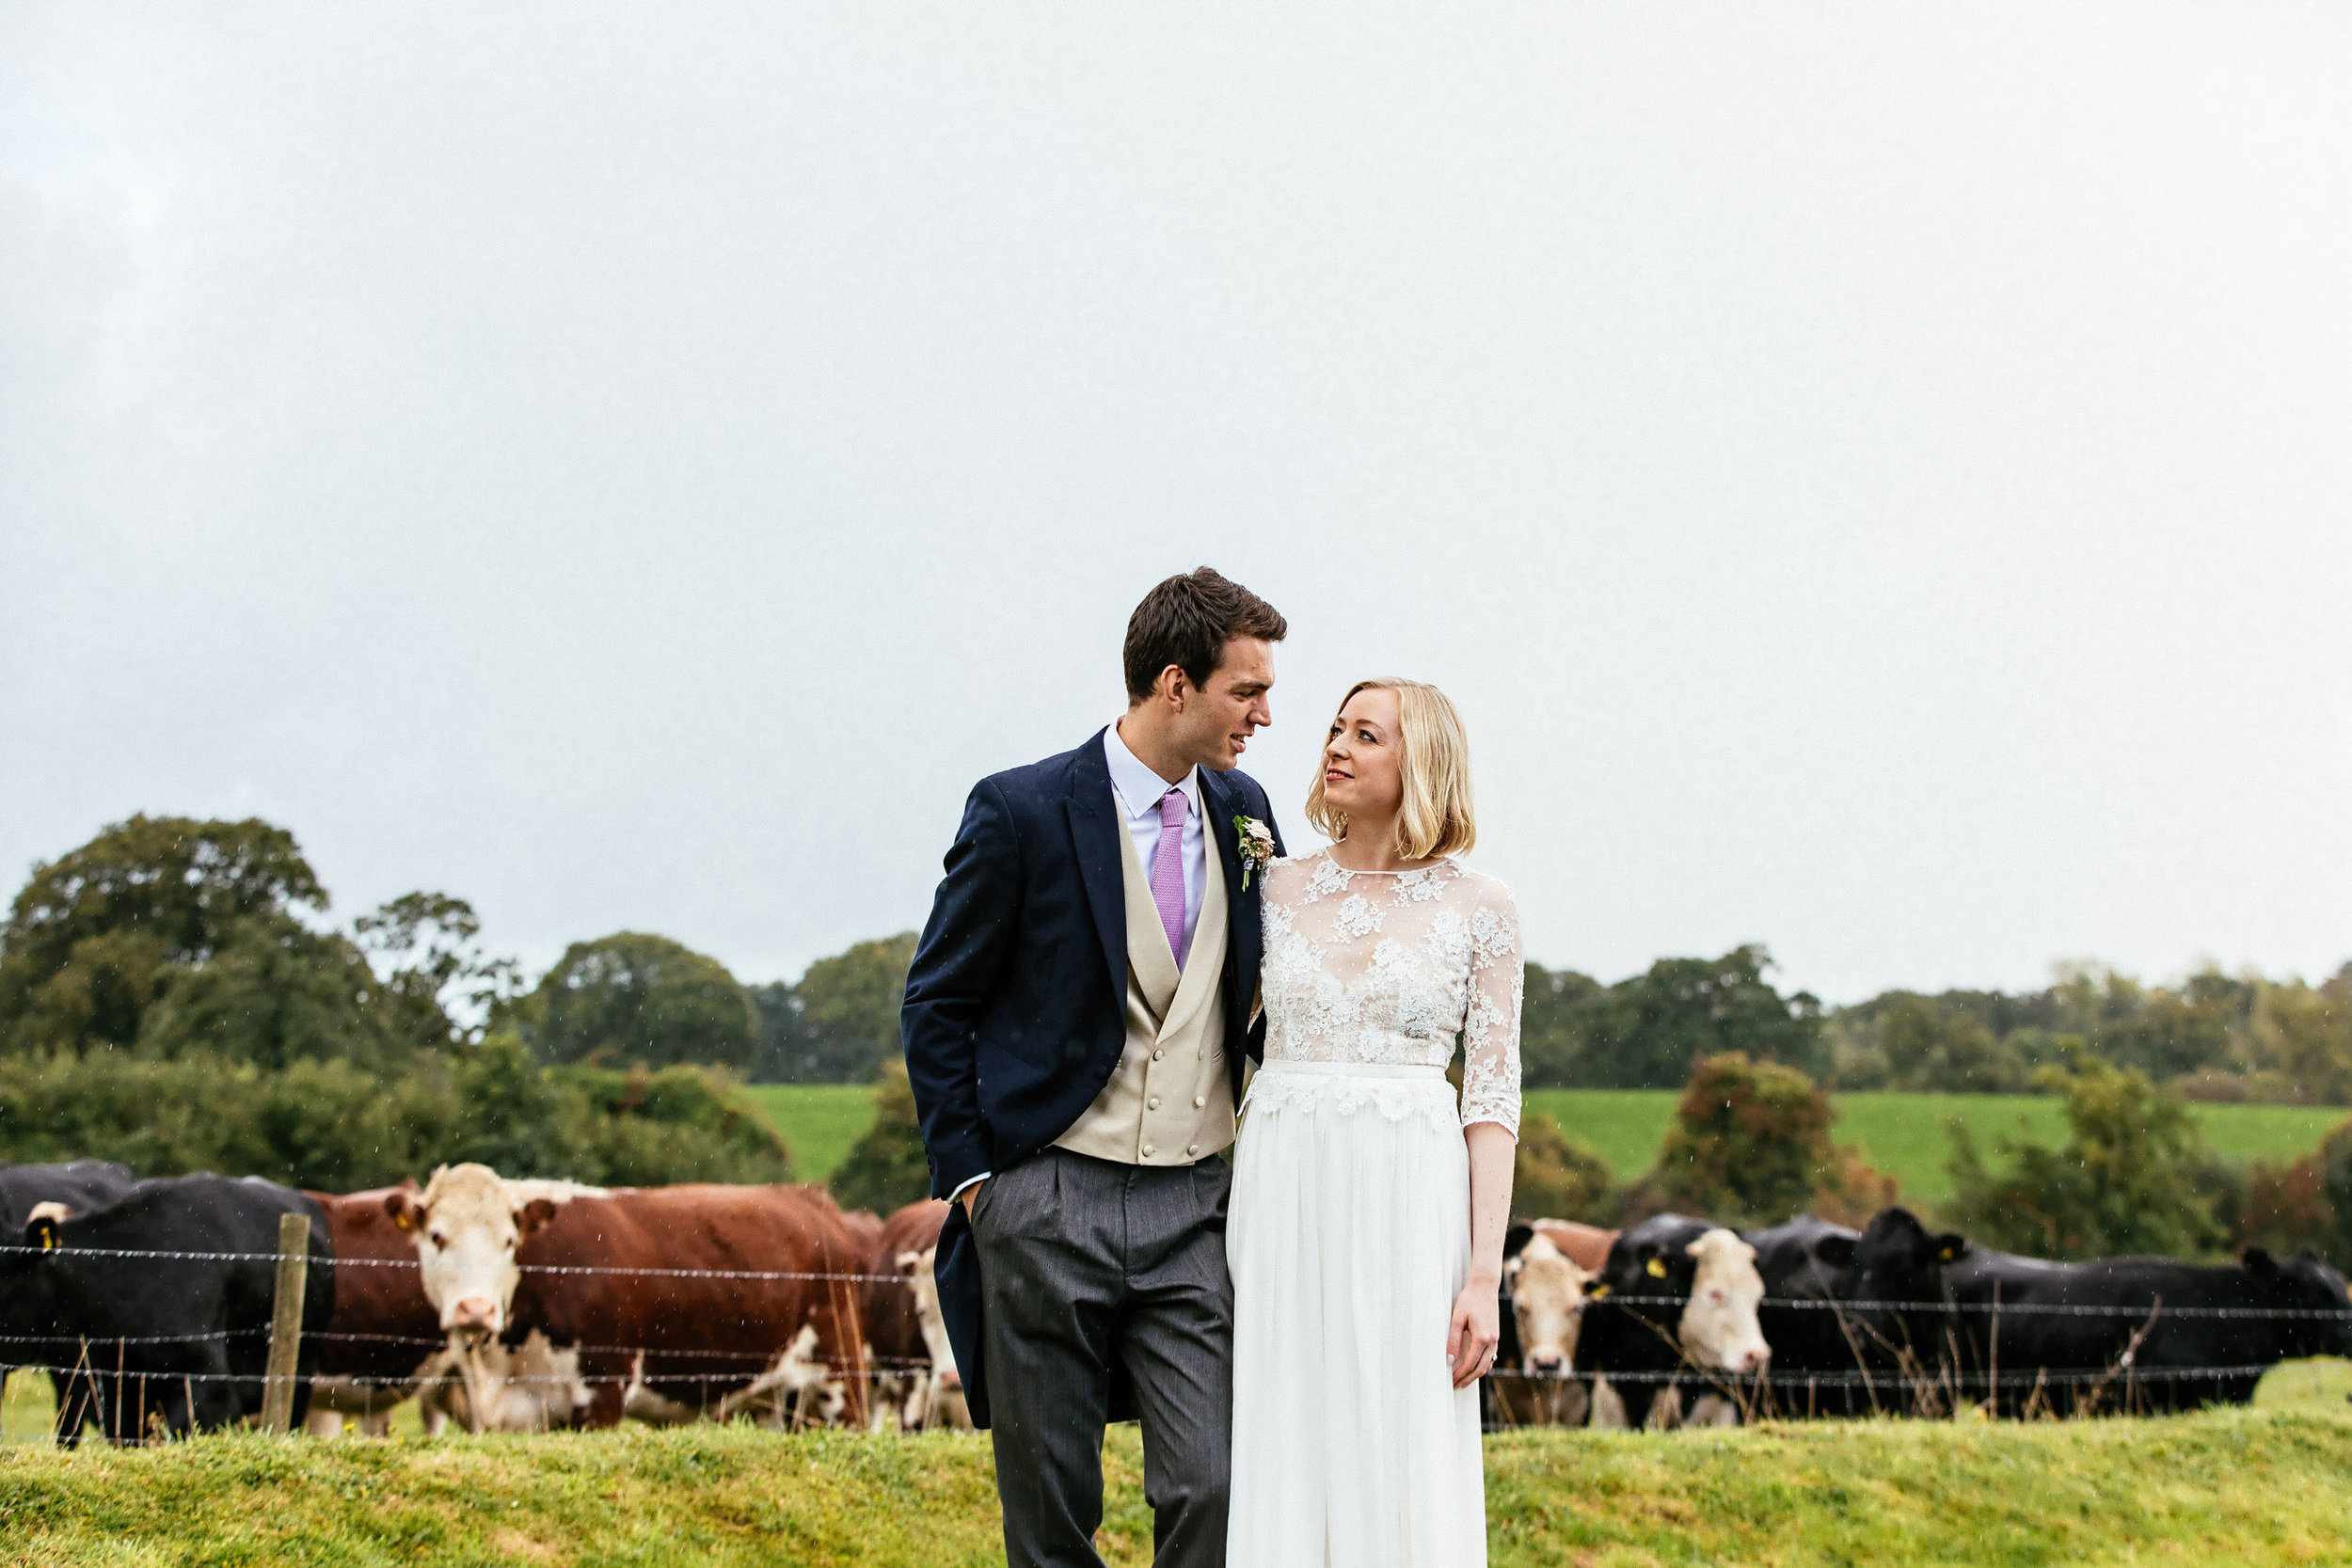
1518, 963, 1605, 1088
1580, 946, 1827, 1090
519, 931, 759, 1071
1945, 1060, 2221, 1259
1878, 995, 2030, 1094
767, 932, 919, 1085
2093, 989, 2234, 1084
1649, 1053, 1835, 1226
827, 1062, 930, 1214
0, 816, 326, 1054
353, 892, 521, 1046
135, 919, 420, 1074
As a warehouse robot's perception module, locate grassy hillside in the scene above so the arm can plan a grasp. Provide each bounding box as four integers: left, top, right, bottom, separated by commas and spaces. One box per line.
743, 1085, 875, 1184
4, 1407, 2350, 1565
1522, 1090, 2344, 1206
758, 1082, 2347, 1202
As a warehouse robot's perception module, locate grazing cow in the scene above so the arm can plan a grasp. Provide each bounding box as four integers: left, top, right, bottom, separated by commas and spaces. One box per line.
389, 1164, 868, 1428
303, 1182, 441, 1436
0, 1161, 138, 1443
1940, 1238, 2352, 1417
1488, 1226, 1592, 1427
0, 1174, 334, 1441
1578, 1214, 1770, 1430
864, 1199, 962, 1431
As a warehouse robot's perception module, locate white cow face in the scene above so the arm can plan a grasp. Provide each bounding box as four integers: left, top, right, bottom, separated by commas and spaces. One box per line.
1503, 1232, 1590, 1375
386, 1164, 556, 1340
1677, 1228, 1770, 1375
907, 1245, 961, 1392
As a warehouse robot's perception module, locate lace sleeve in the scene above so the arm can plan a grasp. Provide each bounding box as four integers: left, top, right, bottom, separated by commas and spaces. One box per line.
1458, 877, 1522, 1136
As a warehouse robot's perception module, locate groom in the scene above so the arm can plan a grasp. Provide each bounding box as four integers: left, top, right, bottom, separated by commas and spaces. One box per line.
903, 568, 1289, 1567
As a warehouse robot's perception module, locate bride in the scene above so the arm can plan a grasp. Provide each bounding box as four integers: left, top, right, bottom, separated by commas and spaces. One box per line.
1227, 677, 1521, 1568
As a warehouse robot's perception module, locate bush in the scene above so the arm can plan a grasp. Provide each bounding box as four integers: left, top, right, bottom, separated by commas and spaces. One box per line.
825, 1063, 930, 1214
1945, 1059, 2222, 1260
0, 1034, 793, 1191
1510, 1111, 1613, 1222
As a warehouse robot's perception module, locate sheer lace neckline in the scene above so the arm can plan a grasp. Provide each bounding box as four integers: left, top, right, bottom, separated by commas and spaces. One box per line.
1312, 848, 1453, 878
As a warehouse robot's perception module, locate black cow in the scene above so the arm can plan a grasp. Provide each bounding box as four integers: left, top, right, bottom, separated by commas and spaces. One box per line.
0, 1161, 139, 1441
1740, 1213, 1873, 1419
1577, 1213, 1771, 1429
0, 1174, 336, 1441
1941, 1242, 2352, 1417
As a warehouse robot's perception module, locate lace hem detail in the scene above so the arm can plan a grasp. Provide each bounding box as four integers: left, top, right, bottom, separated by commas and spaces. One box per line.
1241, 1072, 1461, 1136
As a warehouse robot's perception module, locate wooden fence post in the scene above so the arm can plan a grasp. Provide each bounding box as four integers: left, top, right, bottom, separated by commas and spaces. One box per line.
259, 1212, 310, 1436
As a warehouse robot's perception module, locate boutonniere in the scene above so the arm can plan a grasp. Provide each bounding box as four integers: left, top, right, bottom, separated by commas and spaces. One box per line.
1233, 816, 1276, 889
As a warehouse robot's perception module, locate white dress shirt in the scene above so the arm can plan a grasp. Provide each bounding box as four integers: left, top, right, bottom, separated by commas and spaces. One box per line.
948, 725, 1212, 1206
1103, 721, 1208, 963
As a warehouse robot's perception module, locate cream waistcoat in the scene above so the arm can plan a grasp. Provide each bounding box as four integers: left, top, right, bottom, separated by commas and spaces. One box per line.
1053, 800, 1235, 1165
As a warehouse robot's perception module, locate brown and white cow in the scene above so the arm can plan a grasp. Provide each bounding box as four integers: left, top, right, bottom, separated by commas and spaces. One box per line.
302, 1183, 440, 1436
389, 1165, 868, 1429
862, 1199, 970, 1432
1492, 1229, 1593, 1427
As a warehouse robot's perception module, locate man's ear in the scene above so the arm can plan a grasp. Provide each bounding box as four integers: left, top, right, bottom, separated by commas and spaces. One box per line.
517, 1197, 558, 1238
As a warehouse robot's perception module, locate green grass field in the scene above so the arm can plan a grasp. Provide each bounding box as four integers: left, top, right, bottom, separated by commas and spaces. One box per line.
4, 1404, 2351, 1565
744, 1085, 877, 1184
758, 1082, 2349, 1205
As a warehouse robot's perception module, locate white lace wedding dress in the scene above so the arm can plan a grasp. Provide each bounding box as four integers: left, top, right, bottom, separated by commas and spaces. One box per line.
1226, 850, 1523, 1568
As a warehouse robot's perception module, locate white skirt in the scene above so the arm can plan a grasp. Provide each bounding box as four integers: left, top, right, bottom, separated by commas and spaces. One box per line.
1226, 1060, 1486, 1568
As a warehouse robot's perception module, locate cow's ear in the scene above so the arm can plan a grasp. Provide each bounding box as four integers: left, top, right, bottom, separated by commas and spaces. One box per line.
895, 1250, 923, 1274
1815, 1236, 1857, 1269
1934, 1233, 1969, 1263
1645, 1253, 1670, 1279
384, 1191, 417, 1231
517, 1196, 558, 1237
24, 1214, 61, 1253
1504, 1223, 1534, 1259
1502, 1256, 1524, 1286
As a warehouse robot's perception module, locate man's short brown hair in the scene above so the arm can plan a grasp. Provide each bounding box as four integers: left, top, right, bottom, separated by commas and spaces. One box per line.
1123, 568, 1288, 703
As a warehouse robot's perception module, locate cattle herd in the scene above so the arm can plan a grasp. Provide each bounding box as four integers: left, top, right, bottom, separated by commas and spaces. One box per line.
1491, 1207, 2352, 1428
4, 1159, 2348, 1445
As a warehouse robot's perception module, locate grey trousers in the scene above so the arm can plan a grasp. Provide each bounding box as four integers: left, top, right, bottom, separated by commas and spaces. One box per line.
971, 1147, 1233, 1568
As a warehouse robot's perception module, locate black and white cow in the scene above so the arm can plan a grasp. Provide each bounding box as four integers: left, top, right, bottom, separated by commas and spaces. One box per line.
1940, 1239, 2352, 1417
1578, 1213, 1770, 1429
0, 1174, 336, 1441
1487, 1223, 1594, 1427
0, 1161, 140, 1441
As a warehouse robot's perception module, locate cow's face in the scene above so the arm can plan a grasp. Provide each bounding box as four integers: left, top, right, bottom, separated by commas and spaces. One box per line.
387, 1164, 555, 1340
1850, 1207, 1965, 1341
907, 1245, 961, 1392
1678, 1228, 1770, 1374
1503, 1232, 1589, 1375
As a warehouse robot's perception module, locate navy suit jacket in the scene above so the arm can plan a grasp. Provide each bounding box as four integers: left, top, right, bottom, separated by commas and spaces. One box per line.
900, 729, 1283, 1428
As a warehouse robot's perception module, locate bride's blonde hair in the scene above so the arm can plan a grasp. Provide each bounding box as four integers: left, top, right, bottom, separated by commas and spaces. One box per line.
1303, 678, 1477, 861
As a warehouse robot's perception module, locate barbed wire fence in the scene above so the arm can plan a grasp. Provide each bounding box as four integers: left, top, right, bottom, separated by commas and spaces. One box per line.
4, 1240, 2347, 1444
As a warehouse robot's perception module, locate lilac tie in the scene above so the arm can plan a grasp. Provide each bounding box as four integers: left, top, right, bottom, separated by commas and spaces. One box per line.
1152, 785, 1190, 969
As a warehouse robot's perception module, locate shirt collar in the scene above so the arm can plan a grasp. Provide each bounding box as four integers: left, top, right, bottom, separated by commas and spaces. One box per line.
1104, 721, 1202, 823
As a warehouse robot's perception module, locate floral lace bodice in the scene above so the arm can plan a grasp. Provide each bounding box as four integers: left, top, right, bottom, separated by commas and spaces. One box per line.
1258, 850, 1523, 1135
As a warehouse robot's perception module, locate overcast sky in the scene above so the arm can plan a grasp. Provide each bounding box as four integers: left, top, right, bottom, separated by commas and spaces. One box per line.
4, 6, 2347, 1004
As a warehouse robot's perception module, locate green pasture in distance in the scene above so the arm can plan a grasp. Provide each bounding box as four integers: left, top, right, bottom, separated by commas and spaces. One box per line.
1524, 1089, 2348, 1207
752, 1083, 2346, 1207
743, 1084, 875, 1183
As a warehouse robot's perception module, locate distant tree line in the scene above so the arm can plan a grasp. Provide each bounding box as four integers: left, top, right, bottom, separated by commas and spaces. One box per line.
0, 816, 792, 1187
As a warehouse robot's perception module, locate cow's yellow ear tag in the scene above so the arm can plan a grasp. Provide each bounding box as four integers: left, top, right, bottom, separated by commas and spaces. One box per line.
1588, 1283, 1611, 1298
38, 1224, 56, 1252
1938, 1244, 1956, 1261
1645, 1257, 1668, 1278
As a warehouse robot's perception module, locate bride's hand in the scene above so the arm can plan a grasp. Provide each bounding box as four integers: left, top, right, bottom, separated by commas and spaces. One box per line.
1446, 1275, 1501, 1391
